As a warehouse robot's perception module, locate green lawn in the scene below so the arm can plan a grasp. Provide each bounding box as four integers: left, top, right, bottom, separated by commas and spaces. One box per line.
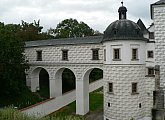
48, 90, 103, 119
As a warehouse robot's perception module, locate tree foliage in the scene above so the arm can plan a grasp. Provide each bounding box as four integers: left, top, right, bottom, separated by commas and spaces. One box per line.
49, 18, 95, 38
18, 20, 53, 41
0, 22, 29, 97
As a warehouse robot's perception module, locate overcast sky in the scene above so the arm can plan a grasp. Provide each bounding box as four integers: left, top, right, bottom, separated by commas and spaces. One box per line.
0, 0, 157, 32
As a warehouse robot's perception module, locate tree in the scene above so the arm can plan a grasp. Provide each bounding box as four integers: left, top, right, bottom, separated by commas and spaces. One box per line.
18, 20, 54, 41
0, 22, 29, 97
49, 18, 94, 38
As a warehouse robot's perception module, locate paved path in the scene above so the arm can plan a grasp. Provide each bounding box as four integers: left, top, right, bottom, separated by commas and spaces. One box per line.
85, 109, 103, 120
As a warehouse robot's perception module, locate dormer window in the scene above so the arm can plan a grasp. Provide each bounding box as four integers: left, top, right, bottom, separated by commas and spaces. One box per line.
36, 50, 42, 61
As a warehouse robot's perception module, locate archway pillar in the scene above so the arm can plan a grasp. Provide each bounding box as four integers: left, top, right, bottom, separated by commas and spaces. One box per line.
25, 73, 31, 88
76, 78, 89, 115
49, 76, 62, 98
31, 74, 39, 92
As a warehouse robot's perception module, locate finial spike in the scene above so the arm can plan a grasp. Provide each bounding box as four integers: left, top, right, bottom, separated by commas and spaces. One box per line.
121, 0, 123, 6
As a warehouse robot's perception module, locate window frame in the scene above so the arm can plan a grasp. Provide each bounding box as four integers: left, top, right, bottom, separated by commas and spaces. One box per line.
149, 32, 154, 39
92, 48, 99, 60
104, 49, 106, 61
62, 49, 68, 61
113, 48, 120, 60
132, 48, 138, 60
36, 50, 42, 61
147, 50, 154, 58
148, 67, 154, 76
108, 82, 113, 93
132, 82, 138, 94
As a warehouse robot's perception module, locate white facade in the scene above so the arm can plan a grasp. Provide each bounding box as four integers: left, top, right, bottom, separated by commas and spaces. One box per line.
24, 1, 165, 120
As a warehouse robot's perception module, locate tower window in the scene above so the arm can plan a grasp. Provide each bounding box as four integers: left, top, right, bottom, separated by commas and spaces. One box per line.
104, 49, 106, 61
108, 83, 113, 93
113, 48, 120, 60
36, 50, 42, 61
147, 51, 154, 58
108, 103, 111, 107
148, 68, 154, 76
62, 50, 68, 61
132, 83, 138, 94
132, 48, 138, 60
92, 49, 99, 60
139, 103, 141, 108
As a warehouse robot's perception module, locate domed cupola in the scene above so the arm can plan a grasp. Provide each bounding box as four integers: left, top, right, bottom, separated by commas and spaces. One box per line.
103, 2, 148, 42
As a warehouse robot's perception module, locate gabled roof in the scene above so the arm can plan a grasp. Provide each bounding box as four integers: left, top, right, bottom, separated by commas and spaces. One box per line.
25, 36, 103, 48
151, 0, 165, 19
152, 0, 165, 5
137, 19, 148, 34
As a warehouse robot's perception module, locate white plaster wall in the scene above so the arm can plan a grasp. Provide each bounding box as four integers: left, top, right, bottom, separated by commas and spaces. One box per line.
25, 44, 103, 64
103, 40, 146, 65
103, 65, 155, 120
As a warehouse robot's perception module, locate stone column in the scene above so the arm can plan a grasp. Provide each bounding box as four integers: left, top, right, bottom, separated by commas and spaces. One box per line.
49, 75, 62, 98
31, 74, 39, 92
25, 74, 31, 88
76, 79, 89, 115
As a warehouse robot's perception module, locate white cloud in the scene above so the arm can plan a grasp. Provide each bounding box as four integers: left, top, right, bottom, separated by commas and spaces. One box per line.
0, 0, 158, 32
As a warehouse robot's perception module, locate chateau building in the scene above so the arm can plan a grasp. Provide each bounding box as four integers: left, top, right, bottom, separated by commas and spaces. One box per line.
24, 0, 165, 120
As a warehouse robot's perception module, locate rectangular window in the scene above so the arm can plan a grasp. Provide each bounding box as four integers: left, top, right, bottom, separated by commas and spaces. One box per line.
147, 51, 154, 58
113, 48, 120, 60
132, 48, 138, 60
62, 50, 68, 60
104, 49, 106, 61
92, 49, 99, 60
148, 68, 154, 75
149, 32, 154, 39
108, 103, 110, 107
108, 83, 113, 93
132, 83, 137, 94
36, 50, 42, 61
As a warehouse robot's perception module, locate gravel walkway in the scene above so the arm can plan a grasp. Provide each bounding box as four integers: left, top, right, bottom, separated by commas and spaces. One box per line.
85, 109, 103, 120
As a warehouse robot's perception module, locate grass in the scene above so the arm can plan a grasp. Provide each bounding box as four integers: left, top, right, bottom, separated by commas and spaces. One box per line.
0, 107, 84, 120
48, 90, 103, 119
0, 89, 103, 120
89, 90, 103, 111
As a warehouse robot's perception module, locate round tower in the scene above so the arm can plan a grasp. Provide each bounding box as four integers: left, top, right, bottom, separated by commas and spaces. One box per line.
103, 2, 153, 120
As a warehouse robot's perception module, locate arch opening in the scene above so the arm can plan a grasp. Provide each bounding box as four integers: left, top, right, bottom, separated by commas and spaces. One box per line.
62, 68, 76, 94
88, 68, 103, 111
38, 68, 49, 99
89, 68, 103, 83
76, 67, 103, 115
31, 67, 49, 99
